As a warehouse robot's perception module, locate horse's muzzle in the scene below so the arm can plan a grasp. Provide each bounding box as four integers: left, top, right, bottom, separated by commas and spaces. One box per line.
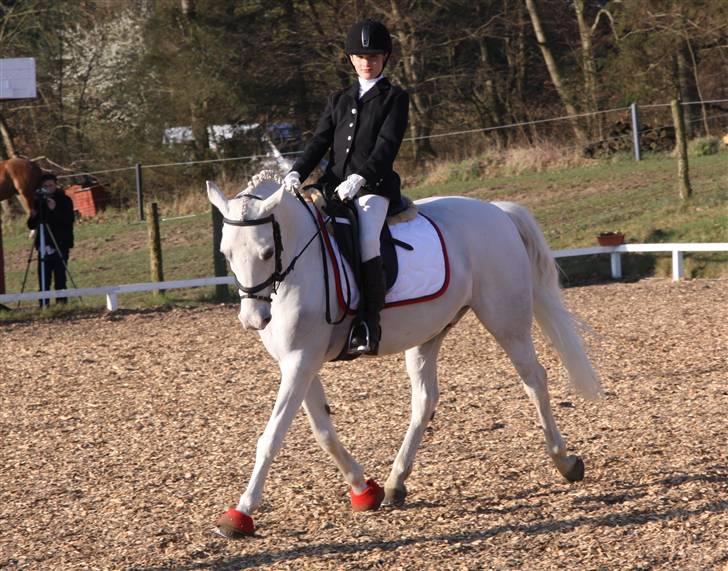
238, 304, 272, 330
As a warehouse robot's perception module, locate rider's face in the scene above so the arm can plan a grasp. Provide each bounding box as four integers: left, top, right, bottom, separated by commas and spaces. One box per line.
350, 53, 386, 80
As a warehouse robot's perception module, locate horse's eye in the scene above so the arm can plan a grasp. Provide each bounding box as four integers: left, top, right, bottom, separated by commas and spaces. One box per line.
261, 248, 274, 261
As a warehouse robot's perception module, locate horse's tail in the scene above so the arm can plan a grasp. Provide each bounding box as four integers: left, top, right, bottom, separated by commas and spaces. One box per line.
493, 201, 602, 400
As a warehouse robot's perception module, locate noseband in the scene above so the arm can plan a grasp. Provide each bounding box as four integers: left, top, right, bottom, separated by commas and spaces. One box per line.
222, 192, 325, 303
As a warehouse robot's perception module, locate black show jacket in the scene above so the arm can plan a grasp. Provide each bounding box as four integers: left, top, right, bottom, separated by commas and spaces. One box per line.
27, 191, 75, 252
292, 78, 409, 204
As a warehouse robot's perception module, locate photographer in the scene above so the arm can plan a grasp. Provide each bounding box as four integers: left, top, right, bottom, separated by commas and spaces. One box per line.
27, 172, 75, 306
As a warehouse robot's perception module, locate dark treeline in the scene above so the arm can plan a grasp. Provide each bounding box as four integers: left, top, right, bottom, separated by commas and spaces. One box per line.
1, 0, 726, 185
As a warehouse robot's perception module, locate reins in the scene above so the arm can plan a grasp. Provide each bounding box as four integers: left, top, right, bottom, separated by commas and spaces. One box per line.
222, 190, 349, 324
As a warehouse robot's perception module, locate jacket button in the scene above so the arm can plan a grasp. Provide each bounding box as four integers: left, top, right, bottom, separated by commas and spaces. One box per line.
351, 108, 357, 114
347, 135, 351, 141
349, 122, 354, 127
345, 148, 349, 152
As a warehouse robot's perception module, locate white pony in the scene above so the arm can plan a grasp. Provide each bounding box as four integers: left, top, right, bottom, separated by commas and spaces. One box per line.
206, 171, 601, 538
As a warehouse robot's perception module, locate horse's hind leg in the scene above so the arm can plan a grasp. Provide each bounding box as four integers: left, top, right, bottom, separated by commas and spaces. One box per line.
492, 330, 584, 482
383, 330, 447, 506
302, 375, 368, 493
472, 292, 584, 482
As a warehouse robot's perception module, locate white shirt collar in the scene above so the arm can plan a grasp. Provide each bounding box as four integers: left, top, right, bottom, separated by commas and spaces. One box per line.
358, 75, 384, 98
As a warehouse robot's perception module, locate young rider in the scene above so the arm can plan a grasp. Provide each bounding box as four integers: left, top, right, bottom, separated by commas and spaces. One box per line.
283, 19, 410, 355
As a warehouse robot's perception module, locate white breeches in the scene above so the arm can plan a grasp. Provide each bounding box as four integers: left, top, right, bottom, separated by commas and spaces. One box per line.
355, 194, 390, 262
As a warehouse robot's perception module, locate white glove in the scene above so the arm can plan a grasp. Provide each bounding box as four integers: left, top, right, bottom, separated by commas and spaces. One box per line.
282, 171, 301, 191
335, 174, 366, 201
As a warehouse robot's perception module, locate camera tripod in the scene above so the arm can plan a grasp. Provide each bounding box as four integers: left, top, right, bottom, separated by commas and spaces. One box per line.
18, 207, 78, 308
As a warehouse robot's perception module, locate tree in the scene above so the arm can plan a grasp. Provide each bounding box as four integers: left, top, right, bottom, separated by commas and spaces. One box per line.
603, 1, 728, 137
0, 0, 46, 158
524, 0, 588, 142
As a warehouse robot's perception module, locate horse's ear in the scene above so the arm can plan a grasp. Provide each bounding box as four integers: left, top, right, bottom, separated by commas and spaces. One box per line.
206, 180, 229, 217
259, 185, 285, 215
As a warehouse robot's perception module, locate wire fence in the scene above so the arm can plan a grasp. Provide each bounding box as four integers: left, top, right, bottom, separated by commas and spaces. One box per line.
53, 98, 728, 182
3, 96, 726, 309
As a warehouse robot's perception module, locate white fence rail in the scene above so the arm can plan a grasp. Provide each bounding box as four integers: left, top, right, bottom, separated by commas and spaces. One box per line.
0, 276, 235, 311
553, 242, 728, 281
1, 243, 726, 311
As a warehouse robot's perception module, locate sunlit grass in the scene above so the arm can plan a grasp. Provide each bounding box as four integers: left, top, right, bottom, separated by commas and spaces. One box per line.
1, 149, 725, 316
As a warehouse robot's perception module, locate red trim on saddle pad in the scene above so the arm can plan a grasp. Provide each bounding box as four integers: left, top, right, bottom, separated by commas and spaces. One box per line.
316, 210, 450, 312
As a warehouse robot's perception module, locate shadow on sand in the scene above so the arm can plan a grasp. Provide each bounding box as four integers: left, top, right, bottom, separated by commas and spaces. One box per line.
140, 468, 727, 571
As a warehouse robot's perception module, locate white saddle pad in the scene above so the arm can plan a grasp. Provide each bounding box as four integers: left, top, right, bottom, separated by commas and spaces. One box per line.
322, 212, 449, 311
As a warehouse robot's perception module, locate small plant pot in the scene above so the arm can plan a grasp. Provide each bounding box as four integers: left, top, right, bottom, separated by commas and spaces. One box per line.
597, 232, 625, 246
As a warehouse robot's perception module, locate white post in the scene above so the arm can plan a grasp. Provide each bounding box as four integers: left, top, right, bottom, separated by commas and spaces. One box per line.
610, 252, 622, 279
672, 250, 684, 281
106, 292, 118, 311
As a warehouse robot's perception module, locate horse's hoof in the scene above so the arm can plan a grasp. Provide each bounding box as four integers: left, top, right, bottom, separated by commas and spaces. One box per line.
350, 479, 385, 512
382, 484, 407, 507
561, 455, 585, 482
214, 507, 255, 538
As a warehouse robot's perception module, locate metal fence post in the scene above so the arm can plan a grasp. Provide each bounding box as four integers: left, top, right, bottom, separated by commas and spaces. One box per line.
630, 102, 641, 161
135, 162, 144, 221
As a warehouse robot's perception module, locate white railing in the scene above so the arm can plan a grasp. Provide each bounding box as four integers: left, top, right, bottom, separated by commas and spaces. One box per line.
553, 242, 728, 281
0, 276, 235, 311
1, 243, 726, 311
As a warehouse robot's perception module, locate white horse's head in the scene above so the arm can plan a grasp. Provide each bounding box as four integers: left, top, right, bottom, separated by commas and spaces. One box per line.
207, 171, 288, 330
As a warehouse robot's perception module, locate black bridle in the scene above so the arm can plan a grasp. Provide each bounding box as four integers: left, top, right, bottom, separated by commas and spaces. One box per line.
222, 192, 329, 304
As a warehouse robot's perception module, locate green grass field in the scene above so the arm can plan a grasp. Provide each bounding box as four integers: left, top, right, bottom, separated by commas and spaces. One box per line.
1, 151, 726, 315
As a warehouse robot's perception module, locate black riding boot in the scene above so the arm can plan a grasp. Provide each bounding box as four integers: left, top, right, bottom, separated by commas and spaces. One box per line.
349, 256, 386, 355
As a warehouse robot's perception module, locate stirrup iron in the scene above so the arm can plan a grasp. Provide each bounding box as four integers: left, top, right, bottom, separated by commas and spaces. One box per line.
347, 321, 372, 355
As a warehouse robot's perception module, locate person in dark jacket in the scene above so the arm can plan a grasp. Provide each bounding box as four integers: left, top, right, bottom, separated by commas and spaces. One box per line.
283, 19, 409, 355
27, 172, 75, 306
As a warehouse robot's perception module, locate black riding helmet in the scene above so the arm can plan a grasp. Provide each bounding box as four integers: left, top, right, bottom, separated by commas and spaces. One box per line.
345, 19, 392, 55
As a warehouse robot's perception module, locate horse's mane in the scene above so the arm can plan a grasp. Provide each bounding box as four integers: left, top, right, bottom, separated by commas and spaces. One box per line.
236, 169, 283, 197
230, 170, 284, 220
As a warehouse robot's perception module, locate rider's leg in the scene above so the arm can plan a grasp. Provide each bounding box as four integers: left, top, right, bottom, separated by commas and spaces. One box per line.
302, 375, 368, 493
351, 194, 389, 354
357, 193, 389, 262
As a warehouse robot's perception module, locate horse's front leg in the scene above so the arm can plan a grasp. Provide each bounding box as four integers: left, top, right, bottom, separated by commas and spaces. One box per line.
215, 355, 318, 538
303, 375, 384, 510
383, 331, 446, 506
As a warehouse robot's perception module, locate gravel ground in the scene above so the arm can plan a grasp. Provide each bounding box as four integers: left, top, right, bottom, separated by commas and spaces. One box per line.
1, 279, 726, 571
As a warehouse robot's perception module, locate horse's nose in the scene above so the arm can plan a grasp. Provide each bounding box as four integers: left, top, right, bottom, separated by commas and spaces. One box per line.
238, 308, 272, 330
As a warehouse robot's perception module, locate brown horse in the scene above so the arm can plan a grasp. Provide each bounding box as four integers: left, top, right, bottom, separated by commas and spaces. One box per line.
0, 157, 43, 214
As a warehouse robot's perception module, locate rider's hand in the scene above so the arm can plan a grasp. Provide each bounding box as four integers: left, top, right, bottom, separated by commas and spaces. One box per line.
335, 174, 366, 201
282, 171, 301, 191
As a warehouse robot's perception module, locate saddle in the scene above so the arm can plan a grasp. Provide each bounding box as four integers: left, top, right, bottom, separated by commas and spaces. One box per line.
303, 184, 417, 291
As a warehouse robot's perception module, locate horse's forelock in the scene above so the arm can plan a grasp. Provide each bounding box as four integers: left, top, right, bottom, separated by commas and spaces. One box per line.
228, 196, 252, 221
